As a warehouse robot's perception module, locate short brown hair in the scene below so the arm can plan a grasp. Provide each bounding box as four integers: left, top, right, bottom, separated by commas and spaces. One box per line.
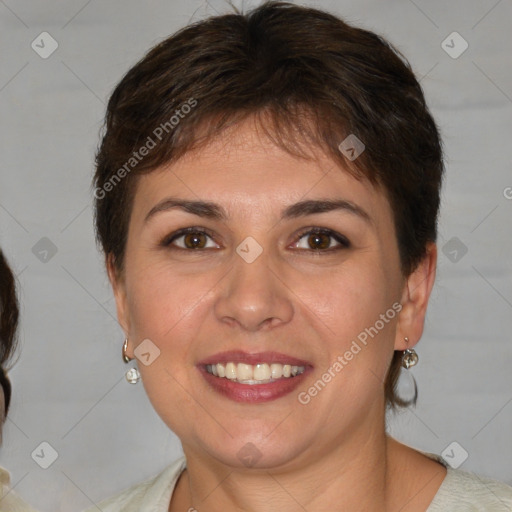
93, 1, 443, 410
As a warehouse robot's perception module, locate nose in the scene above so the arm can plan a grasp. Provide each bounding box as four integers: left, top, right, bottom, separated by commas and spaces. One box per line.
213, 248, 294, 332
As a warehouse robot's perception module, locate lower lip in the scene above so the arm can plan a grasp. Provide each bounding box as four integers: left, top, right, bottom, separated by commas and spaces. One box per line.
198, 366, 311, 403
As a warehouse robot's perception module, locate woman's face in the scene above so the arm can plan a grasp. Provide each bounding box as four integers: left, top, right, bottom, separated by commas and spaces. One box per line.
111, 118, 434, 470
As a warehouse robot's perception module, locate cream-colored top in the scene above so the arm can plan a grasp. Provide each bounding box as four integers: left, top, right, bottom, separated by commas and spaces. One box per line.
84, 454, 512, 511
0, 466, 38, 512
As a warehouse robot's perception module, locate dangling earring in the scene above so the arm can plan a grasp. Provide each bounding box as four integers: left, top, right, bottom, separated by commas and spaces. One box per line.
122, 338, 140, 384
402, 337, 419, 369
125, 367, 141, 384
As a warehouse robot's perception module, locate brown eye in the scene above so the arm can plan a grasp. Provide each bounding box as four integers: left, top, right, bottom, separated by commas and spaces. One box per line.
307, 232, 331, 250
294, 228, 350, 252
163, 228, 219, 250
183, 232, 207, 249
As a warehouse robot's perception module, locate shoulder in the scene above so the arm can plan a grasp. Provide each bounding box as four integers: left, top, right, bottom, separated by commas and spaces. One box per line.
0, 465, 10, 489
428, 465, 512, 511
82, 456, 186, 512
1, 466, 39, 512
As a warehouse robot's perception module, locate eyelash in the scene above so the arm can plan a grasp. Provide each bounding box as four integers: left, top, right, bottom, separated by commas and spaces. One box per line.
161, 226, 350, 253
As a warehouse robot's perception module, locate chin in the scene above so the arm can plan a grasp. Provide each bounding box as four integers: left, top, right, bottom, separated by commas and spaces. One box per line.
189, 428, 313, 472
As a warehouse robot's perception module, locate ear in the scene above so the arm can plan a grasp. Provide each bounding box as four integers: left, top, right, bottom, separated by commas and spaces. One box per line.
106, 253, 133, 357
395, 242, 437, 350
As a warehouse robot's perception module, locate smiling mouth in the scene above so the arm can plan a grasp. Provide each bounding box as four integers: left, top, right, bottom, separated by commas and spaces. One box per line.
204, 362, 306, 385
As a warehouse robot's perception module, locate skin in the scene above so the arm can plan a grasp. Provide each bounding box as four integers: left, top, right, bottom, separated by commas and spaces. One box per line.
109, 116, 446, 512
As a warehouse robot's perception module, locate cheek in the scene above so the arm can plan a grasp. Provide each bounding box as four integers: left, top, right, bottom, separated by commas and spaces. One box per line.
125, 261, 207, 341
123, 262, 215, 431
296, 259, 398, 342
293, 261, 398, 403
123, 259, 218, 388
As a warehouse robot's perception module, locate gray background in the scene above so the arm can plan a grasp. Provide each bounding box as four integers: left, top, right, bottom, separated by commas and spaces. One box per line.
0, 0, 511, 510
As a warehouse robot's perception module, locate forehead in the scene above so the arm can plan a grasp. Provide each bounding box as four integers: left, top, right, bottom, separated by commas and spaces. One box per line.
132, 118, 392, 224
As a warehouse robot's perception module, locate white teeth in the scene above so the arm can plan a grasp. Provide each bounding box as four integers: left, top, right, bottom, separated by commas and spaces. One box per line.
254, 363, 271, 381
225, 362, 237, 380
205, 361, 305, 383
270, 363, 283, 379
237, 363, 253, 381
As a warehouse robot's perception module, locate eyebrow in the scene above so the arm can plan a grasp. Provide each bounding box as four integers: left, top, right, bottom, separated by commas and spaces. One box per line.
144, 197, 372, 224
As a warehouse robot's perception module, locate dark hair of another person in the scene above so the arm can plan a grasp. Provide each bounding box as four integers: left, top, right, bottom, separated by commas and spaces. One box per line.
0, 249, 19, 416
92, 1, 444, 410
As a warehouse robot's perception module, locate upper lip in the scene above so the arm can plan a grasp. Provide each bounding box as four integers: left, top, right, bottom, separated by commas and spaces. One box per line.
197, 350, 312, 367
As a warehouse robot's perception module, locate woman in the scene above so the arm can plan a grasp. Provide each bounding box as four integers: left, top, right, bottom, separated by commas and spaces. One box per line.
86, 2, 512, 510
0, 249, 38, 511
